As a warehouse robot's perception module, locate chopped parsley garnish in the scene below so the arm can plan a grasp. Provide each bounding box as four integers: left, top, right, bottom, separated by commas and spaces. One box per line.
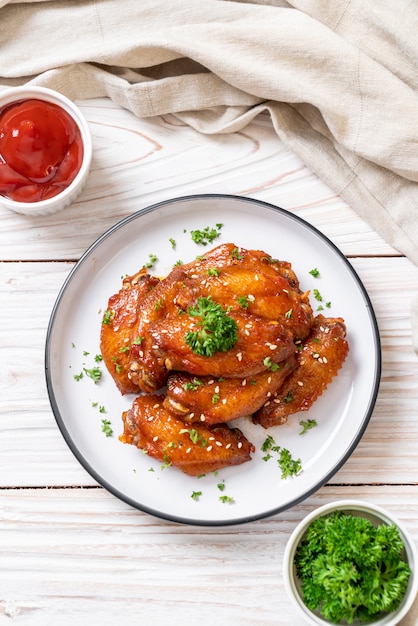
294, 511, 411, 623
231, 247, 244, 260
190, 224, 223, 246
132, 336, 144, 345
182, 378, 203, 391
219, 495, 234, 504
237, 295, 249, 309
173, 260, 183, 267
102, 309, 114, 325
83, 366, 102, 384
185, 296, 238, 357
260, 436, 302, 478
313, 288, 323, 302
299, 419, 317, 435
277, 447, 301, 478
285, 308, 293, 319
207, 268, 221, 277
94, 354, 103, 362
169, 238, 176, 249
283, 390, 294, 403
144, 253, 158, 269
179, 428, 207, 448
73, 372, 83, 381
211, 393, 220, 404
309, 267, 320, 278
263, 356, 280, 372
191, 491, 202, 500
101, 419, 113, 437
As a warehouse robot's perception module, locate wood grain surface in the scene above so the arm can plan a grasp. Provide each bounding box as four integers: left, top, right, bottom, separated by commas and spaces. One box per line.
1, 99, 417, 626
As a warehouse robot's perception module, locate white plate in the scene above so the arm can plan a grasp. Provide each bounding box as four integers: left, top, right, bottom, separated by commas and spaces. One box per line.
45, 194, 381, 526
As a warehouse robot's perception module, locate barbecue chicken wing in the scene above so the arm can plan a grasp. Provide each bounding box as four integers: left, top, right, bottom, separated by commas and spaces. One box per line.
120, 394, 255, 475
163, 355, 297, 426
100, 268, 160, 395
253, 315, 349, 428
124, 243, 312, 391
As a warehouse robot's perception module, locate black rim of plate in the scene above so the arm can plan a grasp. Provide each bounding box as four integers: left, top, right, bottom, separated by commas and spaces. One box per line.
45, 193, 382, 526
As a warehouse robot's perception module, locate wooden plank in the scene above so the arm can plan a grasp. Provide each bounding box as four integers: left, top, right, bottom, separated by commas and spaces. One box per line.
0, 99, 396, 262
1, 257, 417, 487
0, 485, 417, 626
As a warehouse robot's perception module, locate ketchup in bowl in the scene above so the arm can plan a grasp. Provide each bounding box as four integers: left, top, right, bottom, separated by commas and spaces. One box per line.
0, 98, 84, 203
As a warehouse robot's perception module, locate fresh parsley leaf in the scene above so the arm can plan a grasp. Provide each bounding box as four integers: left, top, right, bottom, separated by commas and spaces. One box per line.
299, 419, 317, 435
185, 296, 238, 357
294, 511, 411, 623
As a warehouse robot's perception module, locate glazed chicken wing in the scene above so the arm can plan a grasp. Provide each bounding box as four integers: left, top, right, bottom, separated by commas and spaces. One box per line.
176, 243, 314, 340
149, 309, 295, 378
100, 268, 160, 395
120, 394, 255, 476
253, 315, 349, 428
163, 355, 298, 426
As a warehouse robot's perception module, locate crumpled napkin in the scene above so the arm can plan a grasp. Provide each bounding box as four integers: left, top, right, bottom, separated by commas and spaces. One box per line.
1, 0, 418, 353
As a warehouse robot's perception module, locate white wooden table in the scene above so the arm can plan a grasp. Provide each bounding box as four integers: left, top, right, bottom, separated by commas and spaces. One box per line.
1, 98, 417, 626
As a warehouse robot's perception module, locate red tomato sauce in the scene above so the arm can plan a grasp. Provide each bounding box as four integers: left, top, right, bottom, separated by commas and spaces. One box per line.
0, 98, 84, 203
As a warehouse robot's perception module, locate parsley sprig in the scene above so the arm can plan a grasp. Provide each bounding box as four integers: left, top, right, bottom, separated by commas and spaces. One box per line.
185, 297, 238, 357
295, 511, 411, 624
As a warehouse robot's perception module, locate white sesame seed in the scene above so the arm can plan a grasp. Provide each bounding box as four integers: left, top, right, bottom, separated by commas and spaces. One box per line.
189, 412, 195, 418
273, 398, 281, 404
267, 391, 271, 397
245, 329, 250, 336
254, 275, 259, 281
237, 442, 242, 449
214, 385, 220, 393
153, 403, 160, 408
186, 447, 191, 454
264, 401, 270, 407
200, 414, 206, 422
245, 323, 252, 329
267, 376, 272, 384
151, 332, 158, 338
237, 352, 243, 361
247, 294, 255, 301
318, 357, 324, 364
208, 379, 214, 385
320, 326, 325, 332
222, 398, 227, 405
161, 329, 168, 334
206, 446, 213, 452
191, 274, 198, 279
215, 441, 222, 447
225, 443, 232, 449
325, 327, 330, 333
152, 345, 158, 350
139, 350, 144, 357
297, 381, 304, 386
241, 379, 247, 386
209, 437, 215, 441
323, 356, 328, 364
152, 436, 159, 442
269, 344, 278, 350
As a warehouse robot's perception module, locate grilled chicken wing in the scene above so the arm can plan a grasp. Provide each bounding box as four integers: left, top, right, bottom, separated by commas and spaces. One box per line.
163, 355, 298, 426
253, 315, 349, 428
149, 310, 295, 378
120, 394, 255, 475
100, 268, 160, 395
176, 243, 314, 340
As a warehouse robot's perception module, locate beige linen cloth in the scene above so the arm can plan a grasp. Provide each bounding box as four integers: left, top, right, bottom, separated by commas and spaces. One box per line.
1, 2, 418, 623
1, 2, 418, 344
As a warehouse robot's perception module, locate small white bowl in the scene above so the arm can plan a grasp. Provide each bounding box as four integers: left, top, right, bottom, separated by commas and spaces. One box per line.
283, 500, 418, 626
0, 86, 92, 216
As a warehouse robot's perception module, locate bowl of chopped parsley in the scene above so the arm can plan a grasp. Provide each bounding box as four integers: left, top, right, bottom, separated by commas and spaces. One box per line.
283, 500, 417, 625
